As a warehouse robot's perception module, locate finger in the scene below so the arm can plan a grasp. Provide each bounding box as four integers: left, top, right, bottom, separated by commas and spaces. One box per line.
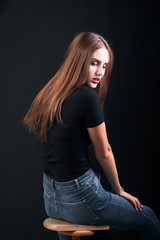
130, 198, 138, 211
135, 198, 142, 211
134, 198, 142, 211
137, 200, 143, 211
132, 198, 141, 211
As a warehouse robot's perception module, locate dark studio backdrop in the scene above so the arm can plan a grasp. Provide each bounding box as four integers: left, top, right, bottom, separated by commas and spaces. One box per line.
0, 0, 159, 239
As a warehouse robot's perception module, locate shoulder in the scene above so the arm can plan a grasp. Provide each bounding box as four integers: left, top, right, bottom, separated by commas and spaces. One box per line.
65, 86, 100, 106
77, 87, 104, 127
76, 86, 97, 94
75, 86, 99, 100
75, 87, 102, 113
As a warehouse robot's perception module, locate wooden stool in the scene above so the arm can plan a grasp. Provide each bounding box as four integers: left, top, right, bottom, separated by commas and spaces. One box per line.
43, 218, 110, 240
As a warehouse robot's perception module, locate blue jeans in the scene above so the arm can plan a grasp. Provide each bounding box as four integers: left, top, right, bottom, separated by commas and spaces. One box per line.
43, 168, 160, 240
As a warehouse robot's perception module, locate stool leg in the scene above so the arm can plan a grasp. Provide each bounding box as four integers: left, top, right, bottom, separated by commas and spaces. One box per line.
72, 236, 80, 240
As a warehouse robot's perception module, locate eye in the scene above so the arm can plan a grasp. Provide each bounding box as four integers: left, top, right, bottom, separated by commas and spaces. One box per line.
91, 61, 98, 66
103, 65, 107, 69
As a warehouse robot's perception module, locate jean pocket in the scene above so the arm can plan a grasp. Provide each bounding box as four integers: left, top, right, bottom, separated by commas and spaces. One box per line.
58, 199, 99, 224
89, 174, 101, 193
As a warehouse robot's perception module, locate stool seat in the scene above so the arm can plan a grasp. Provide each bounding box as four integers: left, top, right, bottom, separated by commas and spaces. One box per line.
43, 218, 110, 240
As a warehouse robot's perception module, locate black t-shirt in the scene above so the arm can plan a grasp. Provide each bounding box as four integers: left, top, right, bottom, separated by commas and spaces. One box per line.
42, 86, 104, 181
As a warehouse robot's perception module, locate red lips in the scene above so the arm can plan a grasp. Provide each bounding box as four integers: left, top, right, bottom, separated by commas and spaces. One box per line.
92, 78, 101, 84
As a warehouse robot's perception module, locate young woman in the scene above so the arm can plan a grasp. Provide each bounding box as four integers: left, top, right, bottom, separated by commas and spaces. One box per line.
22, 32, 160, 240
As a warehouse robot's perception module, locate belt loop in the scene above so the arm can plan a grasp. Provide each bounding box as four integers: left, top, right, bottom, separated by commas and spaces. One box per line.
75, 179, 81, 190
52, 180, 55, 190
98, 173, 101, 181
95, 171, 101, 181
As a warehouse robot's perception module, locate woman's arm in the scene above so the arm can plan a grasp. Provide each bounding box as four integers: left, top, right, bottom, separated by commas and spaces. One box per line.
87, 122, 142, 211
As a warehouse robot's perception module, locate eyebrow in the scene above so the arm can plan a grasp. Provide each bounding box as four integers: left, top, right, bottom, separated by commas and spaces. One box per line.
92, 58, 109, 65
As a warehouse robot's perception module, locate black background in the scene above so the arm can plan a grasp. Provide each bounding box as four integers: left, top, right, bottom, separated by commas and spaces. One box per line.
0, 0, 159, 239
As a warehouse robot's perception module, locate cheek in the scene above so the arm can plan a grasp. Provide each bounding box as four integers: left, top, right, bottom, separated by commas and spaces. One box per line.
89, 66, 95, 76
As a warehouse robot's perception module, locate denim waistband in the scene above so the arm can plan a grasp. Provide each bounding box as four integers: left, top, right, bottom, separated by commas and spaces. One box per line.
43, 168, 99, 189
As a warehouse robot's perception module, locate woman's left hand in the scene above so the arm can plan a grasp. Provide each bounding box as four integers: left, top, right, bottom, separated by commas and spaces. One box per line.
120, 191, 143, 211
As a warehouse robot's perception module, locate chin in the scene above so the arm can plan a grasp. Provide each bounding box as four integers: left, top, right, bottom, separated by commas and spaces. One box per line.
88, 82, 98, 89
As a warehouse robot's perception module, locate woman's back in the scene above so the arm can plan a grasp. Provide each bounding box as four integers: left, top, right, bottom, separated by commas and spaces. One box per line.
43, 86, 104, 181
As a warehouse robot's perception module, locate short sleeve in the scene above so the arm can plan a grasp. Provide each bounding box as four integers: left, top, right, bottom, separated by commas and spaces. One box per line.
80, 87, 104, 128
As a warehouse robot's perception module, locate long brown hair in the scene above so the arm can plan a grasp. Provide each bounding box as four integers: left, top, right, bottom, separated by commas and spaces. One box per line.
22, 32, 113, 142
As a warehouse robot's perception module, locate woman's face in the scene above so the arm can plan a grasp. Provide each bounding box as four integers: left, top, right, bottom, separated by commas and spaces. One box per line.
87, 46, 109, 89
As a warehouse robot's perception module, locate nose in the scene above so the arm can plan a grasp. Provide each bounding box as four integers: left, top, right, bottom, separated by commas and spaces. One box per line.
96, 65, 104, 76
